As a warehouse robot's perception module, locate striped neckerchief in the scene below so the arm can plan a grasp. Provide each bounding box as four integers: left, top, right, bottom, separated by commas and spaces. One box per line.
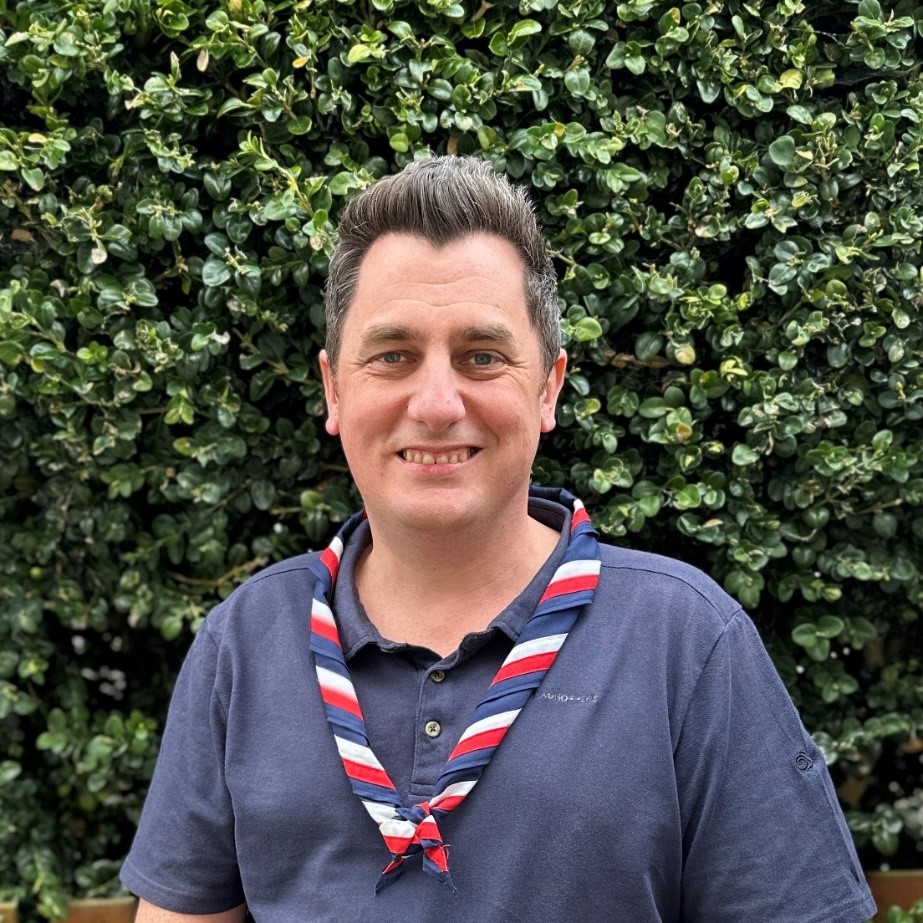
308, 487, 601, 892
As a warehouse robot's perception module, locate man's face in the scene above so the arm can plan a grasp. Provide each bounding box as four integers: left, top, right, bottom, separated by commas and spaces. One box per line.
319, 232, 566, 537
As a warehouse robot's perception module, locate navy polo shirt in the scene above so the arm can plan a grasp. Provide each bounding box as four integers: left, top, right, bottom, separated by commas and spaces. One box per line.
121, 494, 875, 922
329, 499, 571, 806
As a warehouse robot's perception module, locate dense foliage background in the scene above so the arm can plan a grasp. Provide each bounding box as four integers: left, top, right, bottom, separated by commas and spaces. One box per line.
1, 0, 922, 918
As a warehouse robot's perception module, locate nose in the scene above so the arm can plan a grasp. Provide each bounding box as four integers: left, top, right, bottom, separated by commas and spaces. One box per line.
406, 357, 465, 432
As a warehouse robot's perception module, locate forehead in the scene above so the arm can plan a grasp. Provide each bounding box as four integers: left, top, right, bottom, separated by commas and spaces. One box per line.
344, 232, 531, 339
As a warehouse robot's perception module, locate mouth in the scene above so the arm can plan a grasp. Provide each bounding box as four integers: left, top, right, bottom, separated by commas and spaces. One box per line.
398, 447, 480, 466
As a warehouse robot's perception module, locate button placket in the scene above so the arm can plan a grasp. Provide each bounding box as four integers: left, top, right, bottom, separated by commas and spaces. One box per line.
411, 663, 455, 795
424, 670, 446, 738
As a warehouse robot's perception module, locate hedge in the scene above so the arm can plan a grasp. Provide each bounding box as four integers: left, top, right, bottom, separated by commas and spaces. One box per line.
1, 0, 922, 918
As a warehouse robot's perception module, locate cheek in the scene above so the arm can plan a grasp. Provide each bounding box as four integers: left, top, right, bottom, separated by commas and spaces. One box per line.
336, 395, 398, 457
477, 393, 545, 444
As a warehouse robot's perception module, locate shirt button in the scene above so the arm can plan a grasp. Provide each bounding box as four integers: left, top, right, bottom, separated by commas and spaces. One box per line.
430, 670, 446, 683
424, 720, 442, 738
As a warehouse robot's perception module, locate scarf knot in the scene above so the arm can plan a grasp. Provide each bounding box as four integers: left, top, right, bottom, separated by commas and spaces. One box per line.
398, 802, 433, 826
377, 801, 451, 891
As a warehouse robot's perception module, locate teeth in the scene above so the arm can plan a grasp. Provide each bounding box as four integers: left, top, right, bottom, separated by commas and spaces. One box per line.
402, 449, 472, 465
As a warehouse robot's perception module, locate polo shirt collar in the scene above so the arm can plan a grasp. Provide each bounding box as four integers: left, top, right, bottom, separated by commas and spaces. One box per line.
330, 494, 573, 661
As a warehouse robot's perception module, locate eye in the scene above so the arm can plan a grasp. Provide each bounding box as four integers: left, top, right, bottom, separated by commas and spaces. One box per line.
467, 352, 502, 368
376, 351, 404, 364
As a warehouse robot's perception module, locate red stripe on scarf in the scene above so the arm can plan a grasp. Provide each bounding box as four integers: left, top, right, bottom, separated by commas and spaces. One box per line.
540, 573, 598, 602
320, 686, 362, 718
491, 651, 557, 685
425, 844, 450, 873
341, 757, 393, 789
448, 725, 508, 760
571, 506, 590, 529
311, 614, 341, 647
320, 545, 341, 580
382, 833, 415, 854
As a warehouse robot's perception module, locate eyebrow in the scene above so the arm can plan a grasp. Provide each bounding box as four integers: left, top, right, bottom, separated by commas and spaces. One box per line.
358, 322, 517, 349
357, 324, 415, 349
462, 323, 516, 344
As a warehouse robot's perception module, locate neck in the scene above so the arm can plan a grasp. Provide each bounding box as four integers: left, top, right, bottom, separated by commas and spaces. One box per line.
355, 509, 560, 656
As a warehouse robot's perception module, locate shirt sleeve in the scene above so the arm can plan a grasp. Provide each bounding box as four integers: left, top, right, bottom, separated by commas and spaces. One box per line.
120, 617, 246, 914
676, 610, 876, 923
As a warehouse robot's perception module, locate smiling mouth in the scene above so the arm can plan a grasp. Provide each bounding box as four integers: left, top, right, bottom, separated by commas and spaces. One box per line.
399, 448, 480, 465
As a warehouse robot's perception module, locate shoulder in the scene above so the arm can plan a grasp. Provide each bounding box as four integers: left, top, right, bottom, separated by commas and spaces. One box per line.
238, 551, 322, 592
583, 543, 746, 685
596, 543, 741, 628
201, 551, 323, 648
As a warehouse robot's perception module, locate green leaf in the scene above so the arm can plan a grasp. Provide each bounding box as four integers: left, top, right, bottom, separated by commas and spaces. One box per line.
389, 131, 410, 152
287, 115, 312, 136
388, 21, 415, 41
607, 386, 639, 417
488, 32, 509, 55
329, 172, 357, 196
21, 167, 45, 190
250, 480, 276, 511
792, 624, 818, 646
768, 136, 796, 168
347, 44, 372, 65
509, 19, 542, 43
673, 484, 701, 509
0, 342, 24, 366
571, 317, 603, 342
872, 512, 897, 539
204, 172, 232, 200
564, 69, 590, 96
732, 445, 759, 466
202, 258, 232, 287
0, 760, 21, 784
635, 332, 663, 360
638, 397, 668, 418
872, 430, 893, 451
625, 53, 646, 76
858, 0, 882, 18
217, 97, 246, 116
816, 615, 845, 638
161, 616, 183, 641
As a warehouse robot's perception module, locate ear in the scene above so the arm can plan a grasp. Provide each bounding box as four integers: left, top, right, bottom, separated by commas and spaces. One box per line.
539, 349, 568, 433
319, 350, 340, 436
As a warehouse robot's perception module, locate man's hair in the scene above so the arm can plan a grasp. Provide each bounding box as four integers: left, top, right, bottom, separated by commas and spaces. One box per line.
324, 155, 560, 374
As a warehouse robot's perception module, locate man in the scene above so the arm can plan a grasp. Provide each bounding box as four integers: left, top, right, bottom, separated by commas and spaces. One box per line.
121, 157, 876, 922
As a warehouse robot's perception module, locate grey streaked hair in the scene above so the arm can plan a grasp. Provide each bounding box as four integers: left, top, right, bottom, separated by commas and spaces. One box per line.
324, 155, 560, 374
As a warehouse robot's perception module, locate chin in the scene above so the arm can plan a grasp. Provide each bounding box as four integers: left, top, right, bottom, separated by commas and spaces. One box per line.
380, 494, 482, 532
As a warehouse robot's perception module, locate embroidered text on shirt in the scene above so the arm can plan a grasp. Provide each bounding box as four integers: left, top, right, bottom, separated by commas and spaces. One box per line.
537, 692, 599, 703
